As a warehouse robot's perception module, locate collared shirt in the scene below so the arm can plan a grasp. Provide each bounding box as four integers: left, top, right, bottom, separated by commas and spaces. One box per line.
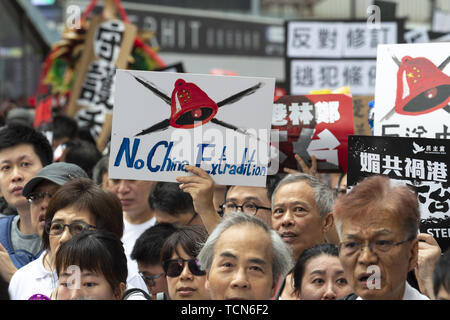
8, 250, 57, 300
356, 282, 430, 300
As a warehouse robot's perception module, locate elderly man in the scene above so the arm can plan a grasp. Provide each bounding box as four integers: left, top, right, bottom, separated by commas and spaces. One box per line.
197, 213, 292, 300
271, 173, 334, 299
334, 175, 428, 300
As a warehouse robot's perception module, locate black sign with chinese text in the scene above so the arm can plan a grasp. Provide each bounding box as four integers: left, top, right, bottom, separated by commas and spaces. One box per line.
348, 135, 450, 251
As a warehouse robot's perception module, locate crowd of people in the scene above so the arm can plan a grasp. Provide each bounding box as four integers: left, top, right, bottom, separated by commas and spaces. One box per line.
0, 111, 448, 301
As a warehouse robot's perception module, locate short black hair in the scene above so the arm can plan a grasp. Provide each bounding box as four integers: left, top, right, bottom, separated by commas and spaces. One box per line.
55, 230, 127, 294
64, 139, 102, 178
433, 249, 450, 297
292, 243, 339, 294
149, 182, 195, 216
92, 155, 109, 185
0, 124, 53, 167
52, 114, 78, 141
131, 222, 178, 265
160, 225, 208, 264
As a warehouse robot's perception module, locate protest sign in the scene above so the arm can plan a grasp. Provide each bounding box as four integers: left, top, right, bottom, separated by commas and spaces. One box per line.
348, 135, 450, 251
285, 20, 403, 96
272, 93, 354, 173
109, 70, 275, 187
66, 14, 137, 151
373, 43, 450, 139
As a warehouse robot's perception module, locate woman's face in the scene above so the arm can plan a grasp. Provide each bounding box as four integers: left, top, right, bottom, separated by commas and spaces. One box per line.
165, 245, 210, 300
49, 206, 96, 261
298, 254, 352, 300
57, 269, 125, 300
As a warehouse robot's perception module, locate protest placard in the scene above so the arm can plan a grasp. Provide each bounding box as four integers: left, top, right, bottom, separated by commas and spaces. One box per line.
285, 20, 403, 96
272, 93, 354, 173
109, 70, 275, 187
66, 14, 137, 151
348, 135, 450, 251
373, 43, 450, 139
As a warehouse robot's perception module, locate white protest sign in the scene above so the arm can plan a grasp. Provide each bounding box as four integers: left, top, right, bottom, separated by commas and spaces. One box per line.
373, 43, 450, 139
109, 70, 275, 187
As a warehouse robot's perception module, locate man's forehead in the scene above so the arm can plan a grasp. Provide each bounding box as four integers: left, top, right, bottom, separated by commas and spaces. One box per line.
227, 186, 268, 199
340, 213, 402, 236
0, 145, 37, 161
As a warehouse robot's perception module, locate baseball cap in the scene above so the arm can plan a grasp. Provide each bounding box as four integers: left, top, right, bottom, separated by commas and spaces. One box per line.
22, 162, 89, 198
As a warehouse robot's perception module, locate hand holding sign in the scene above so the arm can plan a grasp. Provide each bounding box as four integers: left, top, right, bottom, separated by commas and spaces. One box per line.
177, 165, 221, 234
415, 233, 442, 299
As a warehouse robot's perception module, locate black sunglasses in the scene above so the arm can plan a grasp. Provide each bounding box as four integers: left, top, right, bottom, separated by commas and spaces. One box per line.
162, 258, 206, 278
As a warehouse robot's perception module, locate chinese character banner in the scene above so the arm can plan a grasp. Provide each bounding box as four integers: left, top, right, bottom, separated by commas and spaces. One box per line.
373, 43, 450, 139
348, 135, 450, 251
272, 94, 354, 173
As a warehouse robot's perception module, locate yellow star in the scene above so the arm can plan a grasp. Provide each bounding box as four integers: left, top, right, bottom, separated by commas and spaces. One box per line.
407, 72, 414, 78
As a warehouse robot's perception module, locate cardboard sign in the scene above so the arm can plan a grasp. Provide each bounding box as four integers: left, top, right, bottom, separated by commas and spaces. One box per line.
348, 135, 450, 251
109, 70, 275, 187
373, 43, 450, 138
272, 94, 354, 173
66, 15, 137, 151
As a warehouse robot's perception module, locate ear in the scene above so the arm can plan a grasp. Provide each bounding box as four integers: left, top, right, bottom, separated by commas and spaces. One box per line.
115, 282, 127, 300
407, 238, 419, 273
205, 271, 210, 291
270, 276, 278, 298
322, 212, 334, 234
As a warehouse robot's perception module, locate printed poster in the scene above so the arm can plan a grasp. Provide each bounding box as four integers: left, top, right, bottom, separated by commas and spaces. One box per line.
373, 43, 450, 139
272, 94, 354, 173
109, 70, 275, 187
348, 135, 450, 251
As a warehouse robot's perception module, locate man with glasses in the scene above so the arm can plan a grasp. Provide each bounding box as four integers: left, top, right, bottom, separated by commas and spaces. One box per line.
221, 175, 281, 227
22, 162, 88, 238
334, 175, 428, 300
131, 223, 177, 299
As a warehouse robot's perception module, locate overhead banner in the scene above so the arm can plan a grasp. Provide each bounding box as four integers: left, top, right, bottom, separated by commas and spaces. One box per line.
348, 135, 450, 251
272, 93, 354, 173
285, 20, 403, 96
373, 43, 450, 139
109, 70, 275, 187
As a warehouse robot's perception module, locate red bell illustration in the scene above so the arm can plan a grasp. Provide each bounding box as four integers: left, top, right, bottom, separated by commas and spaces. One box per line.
395, 56, 450, 115
170, 79, 218, 129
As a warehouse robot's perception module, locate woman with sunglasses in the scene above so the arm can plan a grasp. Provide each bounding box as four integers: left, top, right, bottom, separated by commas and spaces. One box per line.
8, 178, 124, 300
160, 225, 210, 300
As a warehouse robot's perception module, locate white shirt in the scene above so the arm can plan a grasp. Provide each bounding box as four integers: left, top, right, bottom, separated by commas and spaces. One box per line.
121, 217, 156, 293
8, 251, 57, 300
356, 282, 430, 300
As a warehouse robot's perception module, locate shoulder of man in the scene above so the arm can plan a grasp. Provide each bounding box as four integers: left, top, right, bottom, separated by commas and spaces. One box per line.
0, 215, 15, 250
339, 293, 359, 300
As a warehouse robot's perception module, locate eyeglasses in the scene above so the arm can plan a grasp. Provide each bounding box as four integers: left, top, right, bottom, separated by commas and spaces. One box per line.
139, 272, 165, 287
339, 237, 415, 256
221, 201, 271, 215
162, 258, 206, 278
27, 191, 53, 204
45, 221, 96, 236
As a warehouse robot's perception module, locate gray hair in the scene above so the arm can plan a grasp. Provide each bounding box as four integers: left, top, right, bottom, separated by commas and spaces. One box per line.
271, 173, 334, 218
197, 212, 293, 282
